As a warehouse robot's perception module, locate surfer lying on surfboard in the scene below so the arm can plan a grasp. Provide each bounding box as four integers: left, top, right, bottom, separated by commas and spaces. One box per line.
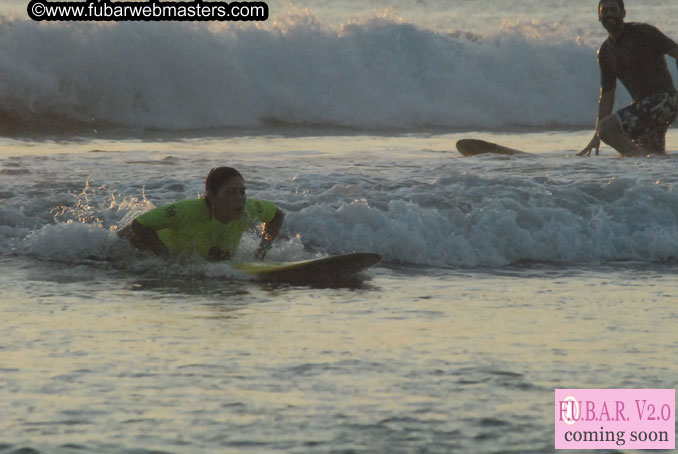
578, 0, 678, 157
118, 166, 285, 262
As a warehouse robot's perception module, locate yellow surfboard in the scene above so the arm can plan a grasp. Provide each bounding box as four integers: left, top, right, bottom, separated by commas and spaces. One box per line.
232, 252, 382, 284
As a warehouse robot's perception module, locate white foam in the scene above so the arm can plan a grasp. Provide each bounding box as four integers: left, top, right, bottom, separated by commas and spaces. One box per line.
1, 15, 653, 133
6, 172, 678, 268
24, 222, 116, 261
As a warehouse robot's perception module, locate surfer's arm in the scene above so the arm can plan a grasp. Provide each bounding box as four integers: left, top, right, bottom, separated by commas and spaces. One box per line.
578, 88, 615, 157
117, 219, 171, 258
255, 208, 284, 260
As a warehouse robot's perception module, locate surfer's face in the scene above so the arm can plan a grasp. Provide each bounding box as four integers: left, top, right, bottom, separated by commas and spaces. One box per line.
599, 0, 625, 34
211, 176, 246, 223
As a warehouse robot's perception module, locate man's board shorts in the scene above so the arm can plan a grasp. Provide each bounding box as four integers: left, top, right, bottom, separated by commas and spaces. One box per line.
614, 92, 678, 153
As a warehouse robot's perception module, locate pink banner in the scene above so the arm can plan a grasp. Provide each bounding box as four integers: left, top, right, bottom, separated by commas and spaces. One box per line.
555, 389, 675, 449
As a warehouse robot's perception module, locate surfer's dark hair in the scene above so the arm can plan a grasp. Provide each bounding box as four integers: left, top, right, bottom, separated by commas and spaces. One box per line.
599, 0, 624, 11
205, 166, 244, 199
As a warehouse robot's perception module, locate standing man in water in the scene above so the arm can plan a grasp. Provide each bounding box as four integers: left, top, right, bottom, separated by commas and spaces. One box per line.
579, 0, 678, 157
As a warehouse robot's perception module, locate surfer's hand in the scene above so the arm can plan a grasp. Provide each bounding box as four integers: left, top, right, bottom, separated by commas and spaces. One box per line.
255, 240, 272, 261
578, 136, 600, 157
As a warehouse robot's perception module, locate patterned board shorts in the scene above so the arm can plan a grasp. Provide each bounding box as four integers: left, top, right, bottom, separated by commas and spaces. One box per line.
615, 92, 678, 153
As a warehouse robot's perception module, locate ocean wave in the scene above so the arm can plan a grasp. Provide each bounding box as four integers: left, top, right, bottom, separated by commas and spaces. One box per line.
0, 15, 620, 135
4, 157, 678, 268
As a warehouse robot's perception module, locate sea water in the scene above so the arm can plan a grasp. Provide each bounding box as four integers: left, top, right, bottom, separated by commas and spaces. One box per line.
2, 1, 678, 453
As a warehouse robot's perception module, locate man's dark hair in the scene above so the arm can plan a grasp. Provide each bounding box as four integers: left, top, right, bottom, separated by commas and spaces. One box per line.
205, 166, 243, 198
599, 0, 624, 11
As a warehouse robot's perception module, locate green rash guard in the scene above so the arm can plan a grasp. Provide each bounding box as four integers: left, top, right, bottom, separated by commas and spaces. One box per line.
135, 198, 277, 260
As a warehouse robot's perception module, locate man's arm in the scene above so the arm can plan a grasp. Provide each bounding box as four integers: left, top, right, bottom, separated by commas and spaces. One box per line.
578, 87, 616, 156
118, 219, 170, 258
255, 208, 285, 260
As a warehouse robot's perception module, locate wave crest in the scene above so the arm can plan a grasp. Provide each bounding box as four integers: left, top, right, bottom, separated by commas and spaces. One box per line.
0, 15, 607, 134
